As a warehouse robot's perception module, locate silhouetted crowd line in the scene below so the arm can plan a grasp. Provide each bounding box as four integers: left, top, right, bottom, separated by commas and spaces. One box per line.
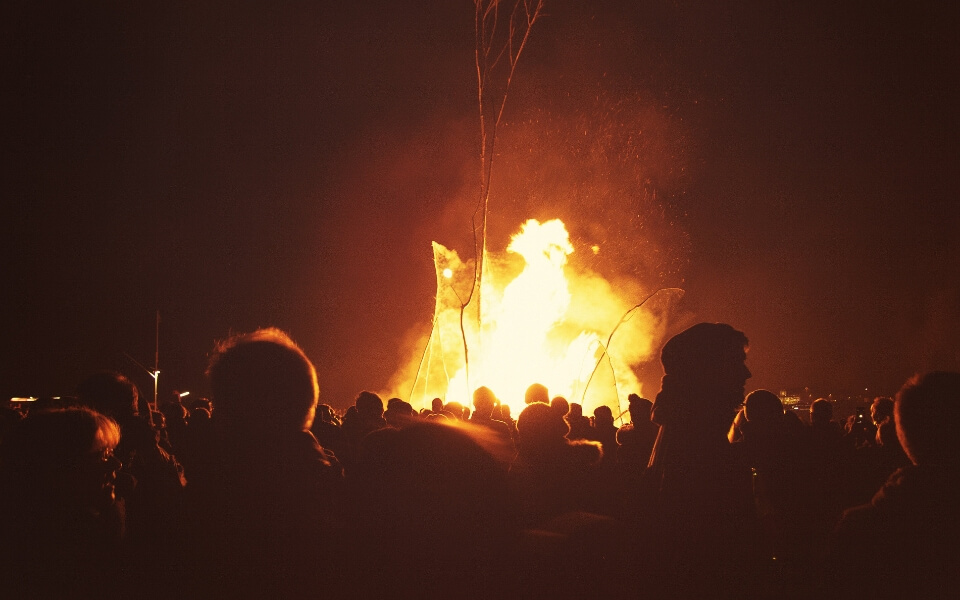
1, 323, 958, 599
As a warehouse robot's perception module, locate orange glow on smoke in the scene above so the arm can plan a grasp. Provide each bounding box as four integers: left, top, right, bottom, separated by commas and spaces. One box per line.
399, 218, 664, 419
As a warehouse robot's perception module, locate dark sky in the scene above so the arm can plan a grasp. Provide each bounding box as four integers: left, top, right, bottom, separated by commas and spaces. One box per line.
4, 1, 958, 408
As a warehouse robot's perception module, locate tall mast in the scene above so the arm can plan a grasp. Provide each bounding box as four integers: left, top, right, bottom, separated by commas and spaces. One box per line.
153, 310, 160, 412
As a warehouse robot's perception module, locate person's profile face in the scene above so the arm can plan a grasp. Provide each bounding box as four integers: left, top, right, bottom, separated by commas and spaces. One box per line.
719, 347, 751, 396
708, 346, 752, 416
76, 439, 121, 509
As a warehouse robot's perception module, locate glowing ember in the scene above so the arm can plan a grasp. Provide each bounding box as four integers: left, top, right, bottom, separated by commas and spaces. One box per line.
389, 217, 666, 419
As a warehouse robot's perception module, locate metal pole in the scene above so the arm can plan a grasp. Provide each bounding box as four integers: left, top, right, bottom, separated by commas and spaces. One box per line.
153, 310, 160, 412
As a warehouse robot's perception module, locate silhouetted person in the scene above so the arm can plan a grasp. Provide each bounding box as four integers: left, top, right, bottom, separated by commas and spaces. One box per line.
347, 421, 519, 598
589, 405, 619, 459
832, 371, 960, 599
643, 322, 761, 597
0, 407, 124, 596
496, 402, 520, 444
616, 394, 659, 468
339, 390, 388, 470
511, 402, 602, 526
731, 389, 811, 569
159, 390, 190, 451
310, 402, 346, 459
613, 395, 660, 520
565, 402, 592, 441
470, 386, 517, 463
183, 328, 343, 596
800, 397, 850, 555
176, 405, 213, 475
843, 404, 877, 450
511, 402, 629, 597
75, 370, 185, 573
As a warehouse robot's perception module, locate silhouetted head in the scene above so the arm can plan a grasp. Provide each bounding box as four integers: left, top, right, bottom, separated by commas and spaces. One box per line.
517, 402, 569, 450
627, 394, 653, 422
75, 371, 140, 419
206, 328, 319, 432
659, 323, 750, 390
500, 404, 512, 421
316, 403, 337, 424
524, 383, 549, 405
431, 397, 444, 413
444, 401, 466, 420
550, 396, 570, 418
894, 371, 960, 467
743, 389, 784, 425
1, 407, 121, 509
473, 386, 497, 417
593, 405, 614, 428
355, 391, 385, 420
652, 322, 750, 432
161, 400, 188, 426
384, 399, 416, 428
190, 407, 212, 423
871, 396, 895, 426
568, 402, 583, 419
810, 398, 833, 425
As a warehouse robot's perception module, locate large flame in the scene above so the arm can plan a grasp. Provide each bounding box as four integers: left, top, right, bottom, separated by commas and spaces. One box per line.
446, 219, 590, 409
397, 217, 664, 420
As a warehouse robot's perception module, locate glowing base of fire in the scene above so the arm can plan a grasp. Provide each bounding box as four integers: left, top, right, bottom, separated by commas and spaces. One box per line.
411, 218, 652, 419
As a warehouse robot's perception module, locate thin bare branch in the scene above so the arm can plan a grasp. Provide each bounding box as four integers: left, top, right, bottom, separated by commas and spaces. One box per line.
462, 0, 543, 390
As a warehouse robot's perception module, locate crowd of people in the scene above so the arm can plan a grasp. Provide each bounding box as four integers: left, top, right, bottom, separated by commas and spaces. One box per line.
1, 323, 957, 598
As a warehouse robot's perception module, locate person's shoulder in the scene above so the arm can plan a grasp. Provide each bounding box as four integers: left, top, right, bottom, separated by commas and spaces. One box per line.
567, 439, 603, 467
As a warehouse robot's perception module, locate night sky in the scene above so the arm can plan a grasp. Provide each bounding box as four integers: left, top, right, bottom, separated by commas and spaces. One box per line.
5, 1, 958, 409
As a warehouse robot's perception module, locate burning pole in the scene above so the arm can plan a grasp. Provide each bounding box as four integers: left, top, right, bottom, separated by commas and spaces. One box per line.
461, 0, 544, 392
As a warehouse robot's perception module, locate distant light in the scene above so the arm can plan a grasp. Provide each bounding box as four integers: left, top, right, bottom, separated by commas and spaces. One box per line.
591, 245, 600, 255
10, 397, 37, 403
442, 268, 453, 279
178, 391, 190, 398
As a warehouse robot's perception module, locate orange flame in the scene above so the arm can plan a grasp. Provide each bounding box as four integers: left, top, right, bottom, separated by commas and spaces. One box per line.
394, 217, 666, 420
